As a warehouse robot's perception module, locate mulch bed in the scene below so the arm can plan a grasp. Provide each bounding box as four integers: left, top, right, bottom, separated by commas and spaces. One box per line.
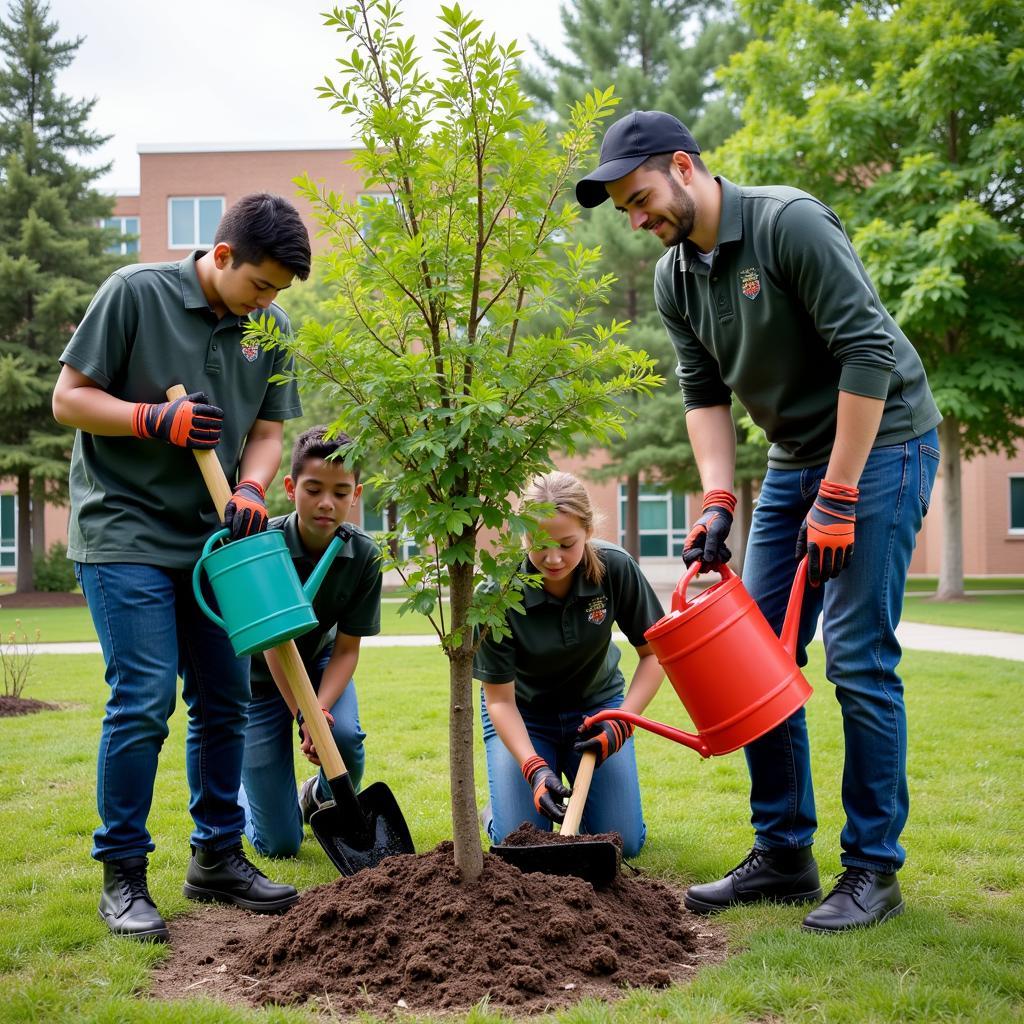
152, 840, 726, 1016
0, 695, 60, 717
0, 591, 86, 608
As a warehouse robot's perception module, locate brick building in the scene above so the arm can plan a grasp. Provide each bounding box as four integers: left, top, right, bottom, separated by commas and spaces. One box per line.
4, 142, 1023, 581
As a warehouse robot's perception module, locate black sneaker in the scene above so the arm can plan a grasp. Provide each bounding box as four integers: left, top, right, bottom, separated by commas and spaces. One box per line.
99, 856, 169, 942
183, 844, 298, 913
802, 867, 904, 933
684, 846, 823, 914
298, 775, 322, 826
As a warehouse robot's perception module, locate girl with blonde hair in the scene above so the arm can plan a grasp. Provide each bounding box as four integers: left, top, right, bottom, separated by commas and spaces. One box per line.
473, 471, 665, 857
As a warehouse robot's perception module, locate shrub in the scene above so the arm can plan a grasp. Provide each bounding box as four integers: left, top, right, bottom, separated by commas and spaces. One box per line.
33, 541, 77, 593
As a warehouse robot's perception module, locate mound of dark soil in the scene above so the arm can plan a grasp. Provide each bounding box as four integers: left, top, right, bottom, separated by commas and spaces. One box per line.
500, 821, 623, 848
0, 695, 59, 717
153, 842, 725, 1016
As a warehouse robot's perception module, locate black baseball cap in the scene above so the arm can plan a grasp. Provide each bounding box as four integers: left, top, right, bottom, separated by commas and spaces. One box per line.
575, 110, 701, 208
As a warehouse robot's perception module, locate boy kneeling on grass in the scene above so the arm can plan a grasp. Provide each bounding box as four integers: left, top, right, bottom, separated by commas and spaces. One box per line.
237, 426, 383, 857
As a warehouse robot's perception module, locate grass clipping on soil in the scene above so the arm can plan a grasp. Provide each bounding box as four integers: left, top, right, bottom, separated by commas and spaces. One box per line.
156, 840, 725, 1015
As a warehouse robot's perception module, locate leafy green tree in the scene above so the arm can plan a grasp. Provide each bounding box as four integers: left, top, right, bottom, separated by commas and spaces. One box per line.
0, 0, 118, 590
251, 0, 660, 880
715, 0, 1024, 598
522, 0, 752, 556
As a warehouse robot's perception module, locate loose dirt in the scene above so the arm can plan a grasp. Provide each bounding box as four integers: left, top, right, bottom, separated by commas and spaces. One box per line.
153, 841, 726, 1017
0, 695, 59, 717
499, 821, 623, 848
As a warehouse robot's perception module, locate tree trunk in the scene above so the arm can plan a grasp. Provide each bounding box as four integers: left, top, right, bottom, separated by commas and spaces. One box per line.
624, 472, 640, 559
387, 501, 399, 561
733, 478, 754, 574
935, 416, 964, 600
31, 476, 46, 560
15, 469, 33, 593
447, 557, 484, 882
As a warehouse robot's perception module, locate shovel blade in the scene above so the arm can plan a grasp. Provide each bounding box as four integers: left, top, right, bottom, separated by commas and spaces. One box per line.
492, 839, 620, 888
310, 781, 415, 877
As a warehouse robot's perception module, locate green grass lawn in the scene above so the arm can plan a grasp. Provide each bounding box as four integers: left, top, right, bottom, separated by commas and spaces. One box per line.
0, 599, 439, 644
905, 576, 1024, 592
7, 591, 1023, 643
1, 644, 1022, 1022
900, 593, 1024, 634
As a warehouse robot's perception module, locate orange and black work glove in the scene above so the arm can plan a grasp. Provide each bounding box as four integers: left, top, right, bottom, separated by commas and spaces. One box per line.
682, 489, 736, 573
521, 755, 571, 825
796, 479, 859, 587
224, 479, 268, 540
131, 391, 223, 449
574, 718, 634, 768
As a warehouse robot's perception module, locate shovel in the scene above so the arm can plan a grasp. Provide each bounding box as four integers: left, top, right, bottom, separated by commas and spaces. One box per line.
491, 750, 620, 887
169, 384, 415, 876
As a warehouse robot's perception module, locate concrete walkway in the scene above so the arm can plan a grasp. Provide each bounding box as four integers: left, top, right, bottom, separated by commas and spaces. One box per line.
17, 620, 1024, 662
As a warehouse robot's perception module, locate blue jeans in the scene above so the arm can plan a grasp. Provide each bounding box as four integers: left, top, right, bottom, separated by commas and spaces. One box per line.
481, 691, 647, 858
740, 429, 940, 872
238, 647, 366, 857
76, 561, 251, 861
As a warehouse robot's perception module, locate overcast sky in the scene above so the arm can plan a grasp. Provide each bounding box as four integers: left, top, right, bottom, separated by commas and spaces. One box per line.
46, 0, 567, 192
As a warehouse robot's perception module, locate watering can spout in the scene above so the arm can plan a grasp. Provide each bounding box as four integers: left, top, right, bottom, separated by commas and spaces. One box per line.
302, 526, 351, 603
779, 556, 809, 657
584, 710, 713, 758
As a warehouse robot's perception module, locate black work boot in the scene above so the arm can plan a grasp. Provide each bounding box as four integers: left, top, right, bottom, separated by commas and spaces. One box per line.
802, 867, 904, 933
684, 846, 822, 914
99, 856, 169, 942
183, 844, 298, 913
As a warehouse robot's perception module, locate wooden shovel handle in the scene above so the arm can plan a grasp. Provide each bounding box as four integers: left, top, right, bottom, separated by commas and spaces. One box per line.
560, 749, 596, 838
168, 384, 348, 781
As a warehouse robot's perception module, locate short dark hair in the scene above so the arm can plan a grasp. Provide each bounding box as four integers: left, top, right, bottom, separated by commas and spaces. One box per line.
642, 151, 708, 175
214, 193, 312, 280
290, 424, 359, 482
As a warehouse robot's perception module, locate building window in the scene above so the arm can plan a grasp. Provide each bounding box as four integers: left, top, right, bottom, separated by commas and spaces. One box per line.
618, 484, 689, 557
0, 494, 15, 570
362, 489, 418, 559
1010, 476, 1024, 533
102, 216, 139, 255
168, 197, 225, 248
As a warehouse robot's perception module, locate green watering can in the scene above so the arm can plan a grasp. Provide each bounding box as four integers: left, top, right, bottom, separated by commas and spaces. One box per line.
192, 527, 348, 657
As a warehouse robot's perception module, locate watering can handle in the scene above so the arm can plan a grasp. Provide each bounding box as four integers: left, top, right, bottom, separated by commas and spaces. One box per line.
671, 559, 735, 614
168, 385, 351, 783
191, 528, 231, 630
584, 710, 712, 759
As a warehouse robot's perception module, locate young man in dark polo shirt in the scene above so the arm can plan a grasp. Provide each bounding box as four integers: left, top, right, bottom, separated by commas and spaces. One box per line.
576, 111, 942, 932
52, 193, 311, 941
237, 426, 383, 859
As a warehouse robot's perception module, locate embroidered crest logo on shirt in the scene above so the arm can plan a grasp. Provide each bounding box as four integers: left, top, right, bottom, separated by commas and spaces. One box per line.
740, 267, 761, 300
240, 338, 260, 363
586, 597, 608, 626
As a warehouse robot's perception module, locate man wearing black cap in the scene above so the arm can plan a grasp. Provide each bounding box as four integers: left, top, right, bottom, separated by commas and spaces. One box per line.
577, 110, 942, 933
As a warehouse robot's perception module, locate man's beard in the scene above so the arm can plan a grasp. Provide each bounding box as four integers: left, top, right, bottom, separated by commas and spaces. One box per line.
655, 175, 696, 247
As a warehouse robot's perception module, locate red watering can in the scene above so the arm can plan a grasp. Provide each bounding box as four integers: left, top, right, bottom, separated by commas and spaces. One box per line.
585, 557, 812, 758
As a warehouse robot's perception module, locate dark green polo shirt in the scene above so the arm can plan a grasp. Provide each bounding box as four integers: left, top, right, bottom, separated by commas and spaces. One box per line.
60, 252, 302, 568
654, 177, 941, 469
473, 541, 664, 713
249, 514, 383, 699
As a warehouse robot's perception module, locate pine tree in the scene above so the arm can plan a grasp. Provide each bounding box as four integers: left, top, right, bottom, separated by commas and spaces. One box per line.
0, 0, 118, 590
523, 0, 761, 560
